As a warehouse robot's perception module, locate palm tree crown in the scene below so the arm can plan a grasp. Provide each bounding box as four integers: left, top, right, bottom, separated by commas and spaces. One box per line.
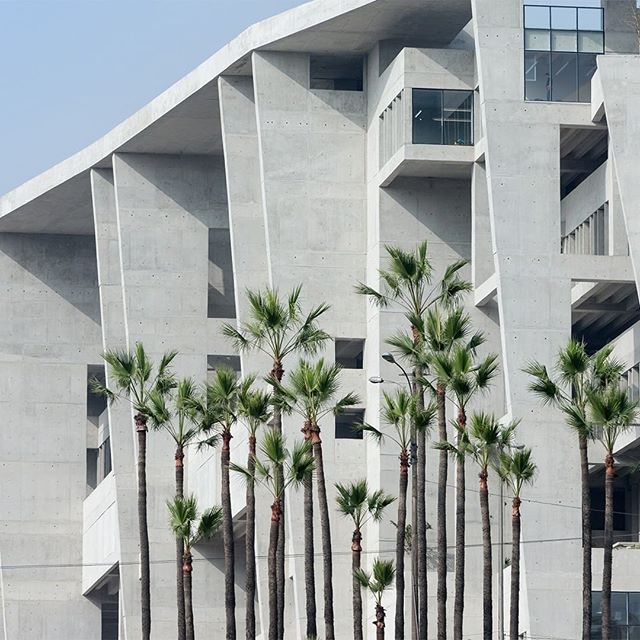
168, 495, 223, 550
335, 479, 396, 532
354, 559, 396, 607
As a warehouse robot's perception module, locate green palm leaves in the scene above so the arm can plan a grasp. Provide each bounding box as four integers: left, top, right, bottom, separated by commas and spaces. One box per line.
168, 495, 223, 551
335, 480, 396, 531
354, 559, 396, 607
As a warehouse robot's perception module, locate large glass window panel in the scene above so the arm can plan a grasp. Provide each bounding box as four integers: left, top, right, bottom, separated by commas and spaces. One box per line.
526, 29, 551, 50
578, 7, 603, 32
629, 626, 640, 640
412, 89, 442, 144
525, 5, 550, 29
552, 52, 578, 102
612, 592, 629, 627
552, 6, 577, 30
629, 594, 640, 625
578, 53, 598, 102
579, 31, 604, 53
442, 91, 473, 145
552, 30, 577, 52
525, 51, 551, 101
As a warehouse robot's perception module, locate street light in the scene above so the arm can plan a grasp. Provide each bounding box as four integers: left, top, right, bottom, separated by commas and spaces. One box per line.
381, 352, 412, 391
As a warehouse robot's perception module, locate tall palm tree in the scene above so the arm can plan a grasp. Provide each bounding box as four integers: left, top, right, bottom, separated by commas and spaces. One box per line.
335, 479, 395, 640
361, 390, 436, 640
146, 378, 202, 640
590, 385, 638, 640
237, 382, 272, 640
357, 242, 470, 640
354, 558, 396, 640
272, 358, 360, 640
223, 285, 330, 639
94, 343, 177, 640
496, 449, 537, 640
232, 430, 314, 640
167, 496, 223, 640
430, 337, 498, 640
525, 340, 624, 640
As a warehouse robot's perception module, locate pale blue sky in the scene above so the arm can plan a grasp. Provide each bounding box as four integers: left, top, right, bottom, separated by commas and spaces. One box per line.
0, 0, 304, 195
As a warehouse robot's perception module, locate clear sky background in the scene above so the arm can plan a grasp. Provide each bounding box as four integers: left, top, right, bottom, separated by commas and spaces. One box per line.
0, 0, 305, 196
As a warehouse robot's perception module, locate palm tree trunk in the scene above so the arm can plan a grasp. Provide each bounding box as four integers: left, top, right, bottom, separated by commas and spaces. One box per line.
602, 452, 615, 640
352, 529, 363, 640
184, 551, 195, 640
221, 431, 236, 640
509, 497, 521, 640
375, 603, 386, 640
269, 501, 281, 640
135, 414, 151, 640
453, 409, 466, 640
396, 450, 409, 640
311, 427, 335, 640
579, 434, 592, 640
246, 435, 257, 640
413, 371, 426, 640
479, 468, 492, 640
436, 385, 448, 640
303, 470, 317, 637
176, 446, 186, 640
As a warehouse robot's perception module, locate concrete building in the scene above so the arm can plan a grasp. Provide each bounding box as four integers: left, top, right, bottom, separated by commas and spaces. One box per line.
1, 0, 640, 637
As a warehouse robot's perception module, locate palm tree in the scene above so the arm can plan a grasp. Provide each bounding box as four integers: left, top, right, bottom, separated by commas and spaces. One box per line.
237, 382, 272, 640
357, 242, 470, 640
167, 496, 223, 640
231, 430, 314, 640
354, 558, 396, 640
272, 358, 360, 640
223, 285, 330, 639
525, 340, 624, 640
430, 337, 498, 640
496, 449, 537, 640
146, 378, 202, 640
590, 385, 638, 640
93, 343, 177, 640
335, 479, 396, 640
361, 390, 435, 640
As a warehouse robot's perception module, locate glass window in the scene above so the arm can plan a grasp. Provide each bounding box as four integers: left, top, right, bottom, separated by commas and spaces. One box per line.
579, 31, 604, 53
578, 8, 603, 32
412, 89, 442, 144
442, 91, 473, 145
551, 52, 578, 102
551, 6, 577, 30
335, 339, 364, 369
526, 29, 551, 50
629, 626, 640, 640
335, 409, 365, 440
578, 53, 598, 102
411, 89, 474, 146
525, 51, 551, 101
629, 594, 640, 625
525, 5, 550, 29
552, 30, 577, 52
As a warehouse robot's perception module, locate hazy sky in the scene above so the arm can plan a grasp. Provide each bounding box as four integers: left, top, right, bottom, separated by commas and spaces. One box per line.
0, 0, 305, 195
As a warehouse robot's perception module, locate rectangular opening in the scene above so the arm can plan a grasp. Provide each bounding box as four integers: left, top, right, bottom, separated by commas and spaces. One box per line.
207, 354, 242, 383
208, 228, 236, 319
87, 365, 110, 494
310, 55, 364, 91
335, 338, 364, 369
101, 600, 118, 640
335, 409, 365, 440
412, 89, 473, 146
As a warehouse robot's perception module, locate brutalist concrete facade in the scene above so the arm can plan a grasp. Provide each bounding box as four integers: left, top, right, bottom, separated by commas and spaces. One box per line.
2, 0, 640, 638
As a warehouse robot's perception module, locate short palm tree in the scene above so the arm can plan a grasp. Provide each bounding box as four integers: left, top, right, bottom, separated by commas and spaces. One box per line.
237, 382, 272, 640
167, 495, 223, 640
496, 449, 537, 640
335, 479, 395, 640
223, 285, 330, 639
354, 558, 396, 640
590, 385, 638, 640
93, 343, 177, 640
525, 340, 624, 640
146, 377, 201, 640
271, 358, 359, 640
361, 390, 435, 640
231, 430, 314, 640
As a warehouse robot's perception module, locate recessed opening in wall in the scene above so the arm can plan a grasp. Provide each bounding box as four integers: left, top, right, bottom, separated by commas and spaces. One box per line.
310, 55, 364, 91
207, 354, 242, 382
560, 126, 608, 198
87, 364, 110, 494
208, 228, 236, 319
335, 338, 365, 369
335, 408, 365, 440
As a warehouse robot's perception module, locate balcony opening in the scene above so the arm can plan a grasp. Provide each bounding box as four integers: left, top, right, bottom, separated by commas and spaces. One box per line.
560, 126, 608, 199
412, 89, 473, 146
310, 55, 364, 91
335, 338, 365, 369
86, 567, 119, 640
87, 365, 110, 494
208, 228, 236, 319
335, 408, 365, 440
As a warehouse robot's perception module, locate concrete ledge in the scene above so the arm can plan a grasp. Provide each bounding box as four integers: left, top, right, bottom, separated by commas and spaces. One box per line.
561, 254, 634, 282
474, 272, 497, 307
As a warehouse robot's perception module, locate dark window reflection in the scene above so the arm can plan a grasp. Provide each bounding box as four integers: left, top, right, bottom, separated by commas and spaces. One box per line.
412, 89, 442, 144
412, 89, 473, 146
552, 52, 578, 102
578, 53, 598, 102
525, 51, 551, 101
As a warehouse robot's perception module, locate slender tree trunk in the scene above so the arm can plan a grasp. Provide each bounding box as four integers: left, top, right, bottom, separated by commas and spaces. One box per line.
509, 497, 521, 640
311, 426, 335, 640
246, 435, 257, 640
479, 468, 492, 640
135, 414, 151, 640
222, 431, 236, 640
271, 361, 286, 640
453, 409, 466, 640
352, 529, 363, 640
302, 421, 317, 638
375, 603, 386, 640
579, 434, 592, 640
176, 446, 186, 640
184, 551, 195, 640
395, 450, 409, 640
602, 452, 615, 640
436, 385, 448, 640
269, 501, 281, 640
